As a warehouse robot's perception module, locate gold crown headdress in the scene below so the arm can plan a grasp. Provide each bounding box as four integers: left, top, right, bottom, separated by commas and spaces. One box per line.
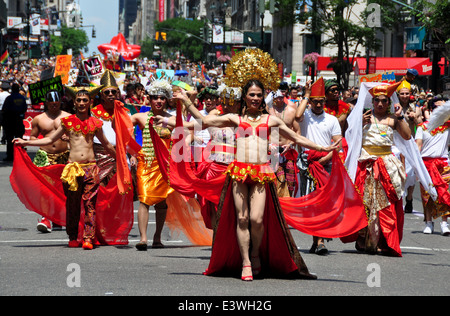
100, 70, 119, 90
64, 85, 104, 100
224, 48, 280, 92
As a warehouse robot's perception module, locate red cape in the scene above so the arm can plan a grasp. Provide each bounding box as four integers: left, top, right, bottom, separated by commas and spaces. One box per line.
10, 145, 134, 245
150, 105, 367, 240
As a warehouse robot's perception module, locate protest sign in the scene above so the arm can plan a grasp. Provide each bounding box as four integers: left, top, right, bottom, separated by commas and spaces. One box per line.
54, 55, 72, 84
28, 76, 64, 105
81, 55, 105, 83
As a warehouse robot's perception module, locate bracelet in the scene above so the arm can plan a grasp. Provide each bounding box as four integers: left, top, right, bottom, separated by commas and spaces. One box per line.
396, 115, 405, 121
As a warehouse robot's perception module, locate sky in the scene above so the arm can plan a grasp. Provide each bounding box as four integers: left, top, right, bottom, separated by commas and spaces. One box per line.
78, 0, 119, 55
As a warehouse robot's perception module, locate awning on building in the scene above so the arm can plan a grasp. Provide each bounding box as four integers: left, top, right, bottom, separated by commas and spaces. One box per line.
317, 56, 445, 76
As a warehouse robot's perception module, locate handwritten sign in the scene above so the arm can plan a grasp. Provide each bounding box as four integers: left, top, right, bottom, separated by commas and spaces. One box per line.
54, 55, 72, 85
28, 76, 64, 105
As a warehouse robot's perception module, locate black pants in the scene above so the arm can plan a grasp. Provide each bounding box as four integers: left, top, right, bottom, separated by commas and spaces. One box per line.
3, 116, 25, 160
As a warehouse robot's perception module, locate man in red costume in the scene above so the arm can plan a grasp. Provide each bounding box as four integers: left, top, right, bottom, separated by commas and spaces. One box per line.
14, 89, 116, 250
324, 79, 351, 134
296, 77, 342, 255
415, 99, 450, 235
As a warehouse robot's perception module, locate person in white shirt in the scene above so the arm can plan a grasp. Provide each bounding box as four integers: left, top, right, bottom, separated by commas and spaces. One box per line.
296, 77, 342, 255
190, 87, 219, 164
415, 99, 450, 236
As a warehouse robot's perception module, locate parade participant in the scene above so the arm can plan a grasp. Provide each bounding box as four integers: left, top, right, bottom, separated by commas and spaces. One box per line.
14, 89, 116, 250
31, 90, 71, 233
131, 78, 211, 251
295, 77, 342, 255
415, 100, 450, 235
171, 84, 241, 229
324, 79, 351, 135
88, 70, 128, 185
345, 81, 411, 256
198, 49, 342, 281
396, 80, 422, 213
268, 89, 300, 197
190, 86, 219, 164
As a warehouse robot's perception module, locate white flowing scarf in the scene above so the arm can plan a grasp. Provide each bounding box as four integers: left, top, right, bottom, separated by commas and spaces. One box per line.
344, 82, 437, 201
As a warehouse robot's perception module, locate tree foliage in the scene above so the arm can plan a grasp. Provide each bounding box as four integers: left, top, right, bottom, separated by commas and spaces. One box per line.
413, 0, 450, 60
49, 26, 89, 56
278, 0, 403, 89
155, 18, 207, 62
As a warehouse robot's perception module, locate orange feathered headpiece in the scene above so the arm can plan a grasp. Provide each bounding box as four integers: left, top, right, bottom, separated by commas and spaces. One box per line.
310, 77, 325, 98
369, 81, 402, 98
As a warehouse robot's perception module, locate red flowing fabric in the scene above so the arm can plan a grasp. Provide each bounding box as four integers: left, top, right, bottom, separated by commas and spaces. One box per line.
10, 145, 134, 245
340, 137, 348, 162
149, 105, 224, 205
279, 152, 367, 238
204, 178, 316, 279
194, 160, 228, 229
422, 157, 450, 207
348, 158, 404, 257
306, 150, 331, 188
113, 100, 142, 194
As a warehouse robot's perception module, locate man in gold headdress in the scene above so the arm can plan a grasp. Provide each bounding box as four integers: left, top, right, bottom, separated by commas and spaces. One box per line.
90, 70, 133, 184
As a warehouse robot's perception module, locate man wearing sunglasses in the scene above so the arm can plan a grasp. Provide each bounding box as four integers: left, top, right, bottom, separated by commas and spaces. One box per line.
324, 79, 352, 136
91, 70, 134, 185
31, 90, 71, 233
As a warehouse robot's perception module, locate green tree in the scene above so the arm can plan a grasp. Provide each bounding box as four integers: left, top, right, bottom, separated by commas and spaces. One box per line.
279, 0, 402, 89
50, 26, 89, 56
155, 18, 207, 62
140, 36, 156, 59
413, 0, 450, 60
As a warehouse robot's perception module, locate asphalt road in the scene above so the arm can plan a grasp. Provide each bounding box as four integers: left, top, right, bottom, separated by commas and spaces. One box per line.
1, 144, 449, 300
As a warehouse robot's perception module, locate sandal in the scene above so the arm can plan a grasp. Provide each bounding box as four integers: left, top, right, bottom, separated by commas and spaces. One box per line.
241, 265, 253, 282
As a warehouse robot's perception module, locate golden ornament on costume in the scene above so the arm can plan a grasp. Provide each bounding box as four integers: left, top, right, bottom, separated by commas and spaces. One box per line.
396, 80, 411, 92
64, 85, 104, 100
369, 81, 402, 98
224, 48, 280, 92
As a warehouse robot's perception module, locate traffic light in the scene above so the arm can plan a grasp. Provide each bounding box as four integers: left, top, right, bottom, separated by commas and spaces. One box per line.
155, 31, 166, 42
92, 28, 96, 38
199, 26, 204, 39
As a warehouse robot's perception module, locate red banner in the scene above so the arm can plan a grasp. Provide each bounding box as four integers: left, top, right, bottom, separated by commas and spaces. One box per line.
159, 0, 165, 21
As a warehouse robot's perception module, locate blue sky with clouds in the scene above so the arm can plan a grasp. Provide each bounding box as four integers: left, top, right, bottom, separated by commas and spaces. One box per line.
78, 0, 119, 55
